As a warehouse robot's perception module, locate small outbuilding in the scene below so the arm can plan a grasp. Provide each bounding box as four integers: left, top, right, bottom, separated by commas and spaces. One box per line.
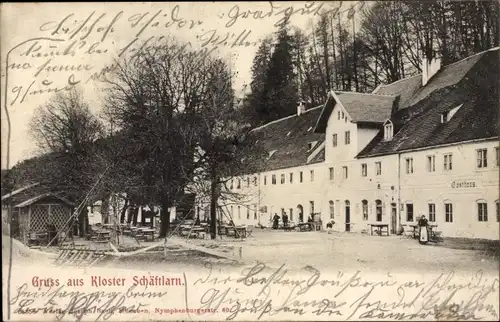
13, 193, 75, 245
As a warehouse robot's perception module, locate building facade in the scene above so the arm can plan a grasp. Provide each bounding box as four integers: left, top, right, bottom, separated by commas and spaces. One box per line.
197, 47, 500, 240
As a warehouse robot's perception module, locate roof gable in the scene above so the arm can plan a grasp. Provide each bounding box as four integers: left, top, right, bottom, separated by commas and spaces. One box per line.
314, 91, 397, 133
14, 193, 75, 208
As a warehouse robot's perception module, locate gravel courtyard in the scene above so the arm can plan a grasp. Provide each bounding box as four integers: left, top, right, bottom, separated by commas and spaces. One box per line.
231, 229, 499, 273
3, 230, 498, 274
90, 229, 499, 274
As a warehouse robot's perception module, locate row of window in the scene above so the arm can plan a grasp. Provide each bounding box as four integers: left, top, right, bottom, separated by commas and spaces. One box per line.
230, 147, 499, 189
230, 204, 258, 220
405, 147, 499, 174
404, 200, 499, 223
332, 131, 350, 147
258, 199, 499, 225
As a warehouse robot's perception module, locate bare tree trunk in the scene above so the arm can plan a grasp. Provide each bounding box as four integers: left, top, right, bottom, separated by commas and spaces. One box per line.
102, 197, 110, 224
210, 182, 218, 240
132, 207, 138, 226
79, 208, 89, 237
210, 165, 218, 239
120, 199, 129, 223
330, 16, 338, 88
159, 197, 171, 238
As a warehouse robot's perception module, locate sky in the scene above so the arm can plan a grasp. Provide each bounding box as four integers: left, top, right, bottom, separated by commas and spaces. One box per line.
1, 1, 362, 169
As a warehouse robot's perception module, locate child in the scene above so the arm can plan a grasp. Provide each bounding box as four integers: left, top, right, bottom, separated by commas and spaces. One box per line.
326, 220, 335, 234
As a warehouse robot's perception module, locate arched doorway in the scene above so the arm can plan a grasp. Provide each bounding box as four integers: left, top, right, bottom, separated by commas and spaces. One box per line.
297, 204, 304, 222
329, 201, 334, 219
345, 200, 351, 232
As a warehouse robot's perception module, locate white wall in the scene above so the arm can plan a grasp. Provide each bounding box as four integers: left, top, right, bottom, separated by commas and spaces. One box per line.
208, 100, 499, 239
399, 140, 499, 239
325, 102, 360, 162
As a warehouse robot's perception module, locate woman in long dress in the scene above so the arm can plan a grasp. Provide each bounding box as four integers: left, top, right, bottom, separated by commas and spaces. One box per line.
418, 215, 429, 244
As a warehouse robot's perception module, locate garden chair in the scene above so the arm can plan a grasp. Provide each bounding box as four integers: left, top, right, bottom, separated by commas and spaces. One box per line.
246, 225, 254, 237
401, 226, 414, 239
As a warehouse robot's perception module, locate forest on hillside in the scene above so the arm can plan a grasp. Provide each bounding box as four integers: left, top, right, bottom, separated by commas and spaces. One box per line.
241, 0, 500, 125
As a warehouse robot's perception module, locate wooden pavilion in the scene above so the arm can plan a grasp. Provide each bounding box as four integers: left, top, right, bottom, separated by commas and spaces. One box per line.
13, 193, 75, 245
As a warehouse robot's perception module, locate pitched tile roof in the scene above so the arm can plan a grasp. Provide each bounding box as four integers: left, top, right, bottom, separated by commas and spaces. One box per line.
373, 75, 422, 109
247, 106, 325, 172
374, 50, 489, 109
336, 91, 397, 123
314, 91, 397, 133
358, 48, 499, 157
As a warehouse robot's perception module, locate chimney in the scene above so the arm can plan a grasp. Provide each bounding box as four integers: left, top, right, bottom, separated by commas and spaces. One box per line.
297, 101, 306, 116
422, 57, 441, 86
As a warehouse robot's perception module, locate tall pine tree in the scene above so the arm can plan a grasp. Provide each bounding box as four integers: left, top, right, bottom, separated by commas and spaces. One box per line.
260, 23, 299, 124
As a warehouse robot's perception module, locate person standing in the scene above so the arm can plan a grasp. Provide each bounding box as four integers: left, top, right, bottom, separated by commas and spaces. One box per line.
273, 214, 280, 229
418, 215, 429, 245
282, 213, 289, 229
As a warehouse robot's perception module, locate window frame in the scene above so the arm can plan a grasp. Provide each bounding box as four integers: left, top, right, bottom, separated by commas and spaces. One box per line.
281, 174, 285, 184
272, 174, 276, 185
384, 123, 393, 140
362, 200, 368, 221
310, 170, 315, 182
427, 155, 435, 172
406, 203, 414, 222
329, 167, 334, 180
289, 173, 293, 184
375, 200, 383, 222
342, 166, 348, 179
496, 200, 499, 222
375, 162, 382, 176
477, 201, 488, 222
444, 153, 453, 171
405, 157, 414, 174
345, 131, 350, 145
445, 203, 453, 222
299, 171, 303, 183
361, 163, 367, 177
332, 134, 337, 147
428, 203, 436, 222
476, 149, 488, 168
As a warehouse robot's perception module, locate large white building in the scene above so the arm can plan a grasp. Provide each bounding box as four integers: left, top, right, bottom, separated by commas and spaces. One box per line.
198, 47, 500, 240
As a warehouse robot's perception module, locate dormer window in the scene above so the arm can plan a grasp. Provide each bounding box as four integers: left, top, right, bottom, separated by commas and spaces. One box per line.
384, 120, 394, 141
441, 104, 463, 123
268, 150, 277, 159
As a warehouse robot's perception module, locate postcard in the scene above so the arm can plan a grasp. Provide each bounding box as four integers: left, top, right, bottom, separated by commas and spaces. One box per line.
1, 1, 499, 321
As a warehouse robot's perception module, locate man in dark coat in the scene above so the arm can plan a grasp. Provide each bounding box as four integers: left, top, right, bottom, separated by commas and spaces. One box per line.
272, 214, 280, 229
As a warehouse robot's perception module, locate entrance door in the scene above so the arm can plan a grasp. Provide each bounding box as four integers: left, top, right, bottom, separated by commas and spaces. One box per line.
345, 200, 351, 232
390, 203, 397, 234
